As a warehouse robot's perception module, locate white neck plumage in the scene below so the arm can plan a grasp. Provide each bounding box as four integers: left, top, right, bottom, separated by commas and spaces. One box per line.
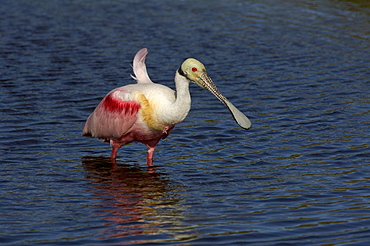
157, 71, 192, 126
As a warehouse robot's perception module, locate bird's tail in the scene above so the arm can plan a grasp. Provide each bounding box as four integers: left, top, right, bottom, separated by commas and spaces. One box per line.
130, 48, 153, 84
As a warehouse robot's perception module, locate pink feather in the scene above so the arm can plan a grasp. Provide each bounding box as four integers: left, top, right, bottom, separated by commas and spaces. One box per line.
82, 49, 174, 166
130, 48, 152, 84
82, 89, 140, 140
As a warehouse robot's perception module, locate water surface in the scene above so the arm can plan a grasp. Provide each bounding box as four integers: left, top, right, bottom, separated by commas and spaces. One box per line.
1, 0, 369, 245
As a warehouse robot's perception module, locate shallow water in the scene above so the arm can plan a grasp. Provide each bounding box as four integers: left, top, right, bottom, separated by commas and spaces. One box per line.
1, 0, 369, 245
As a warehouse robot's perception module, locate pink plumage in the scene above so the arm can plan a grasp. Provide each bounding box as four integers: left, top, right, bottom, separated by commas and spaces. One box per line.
102, 93, 141, 114
130, 48, 152, 84
82, 90, 140, 139
82, 48, 180, 166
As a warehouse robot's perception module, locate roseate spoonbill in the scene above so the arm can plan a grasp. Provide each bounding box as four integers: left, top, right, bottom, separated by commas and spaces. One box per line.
82, 48, 251, 166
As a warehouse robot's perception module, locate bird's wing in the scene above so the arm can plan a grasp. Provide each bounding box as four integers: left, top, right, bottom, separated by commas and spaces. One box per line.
82, 89, 141, 139
130, 48, 153, 84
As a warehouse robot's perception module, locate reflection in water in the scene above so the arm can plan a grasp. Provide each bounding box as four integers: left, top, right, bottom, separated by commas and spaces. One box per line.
81, 157, 191, 243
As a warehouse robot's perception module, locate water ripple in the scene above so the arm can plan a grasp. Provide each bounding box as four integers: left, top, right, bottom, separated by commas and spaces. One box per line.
1, 0, 369, 245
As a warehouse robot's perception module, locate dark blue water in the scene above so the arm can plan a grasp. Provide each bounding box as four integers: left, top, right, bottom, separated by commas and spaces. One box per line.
1, 0, 369, 245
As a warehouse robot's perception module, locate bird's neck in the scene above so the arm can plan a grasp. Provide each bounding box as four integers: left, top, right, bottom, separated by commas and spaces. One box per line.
174, 71, 191, 105
161, 72, 191, 126
173, 71, 192, 121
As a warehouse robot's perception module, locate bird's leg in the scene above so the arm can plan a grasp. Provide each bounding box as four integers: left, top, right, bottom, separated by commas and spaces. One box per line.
110, 140, 122, 159
145, 139, 160, 166
146, 146, 156, 167
111, 147, 118, 159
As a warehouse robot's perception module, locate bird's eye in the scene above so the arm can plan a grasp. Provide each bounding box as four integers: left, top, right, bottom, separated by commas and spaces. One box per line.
192, 67, 197, 72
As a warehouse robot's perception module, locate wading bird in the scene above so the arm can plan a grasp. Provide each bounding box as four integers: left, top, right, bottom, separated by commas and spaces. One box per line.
82, 48, 251, 166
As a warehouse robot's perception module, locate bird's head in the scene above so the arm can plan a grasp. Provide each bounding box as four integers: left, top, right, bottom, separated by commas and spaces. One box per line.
177, 57, 252, 130
178, 58, 211, 89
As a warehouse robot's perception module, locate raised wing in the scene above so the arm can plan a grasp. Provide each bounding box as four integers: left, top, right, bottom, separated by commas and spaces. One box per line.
130, 48, 153, 84
82, 89, 141, 140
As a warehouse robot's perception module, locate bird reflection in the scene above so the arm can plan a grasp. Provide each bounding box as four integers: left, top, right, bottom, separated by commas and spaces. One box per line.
82, 156, 184, 241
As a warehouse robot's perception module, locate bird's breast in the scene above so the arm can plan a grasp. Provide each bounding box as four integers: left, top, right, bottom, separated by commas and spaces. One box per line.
134, 91, 168, 132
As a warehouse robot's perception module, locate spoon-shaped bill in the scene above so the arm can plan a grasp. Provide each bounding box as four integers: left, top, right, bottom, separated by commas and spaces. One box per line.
199, 73, 251, 130
223, 100, 252, 130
